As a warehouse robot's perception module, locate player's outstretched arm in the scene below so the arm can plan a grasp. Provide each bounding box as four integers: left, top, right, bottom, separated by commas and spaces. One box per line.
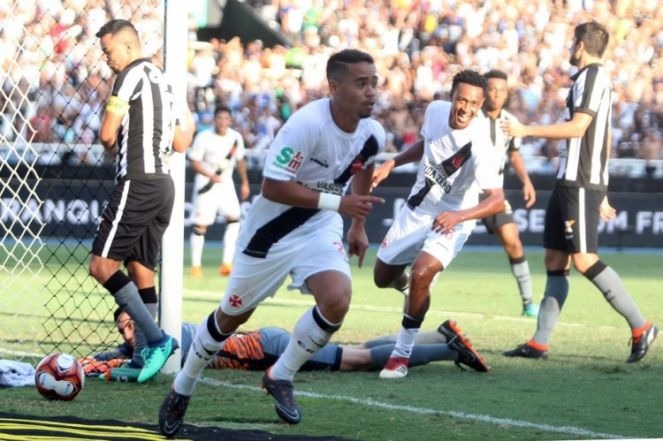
502, 112, 593, 140
262, 177, 383, 219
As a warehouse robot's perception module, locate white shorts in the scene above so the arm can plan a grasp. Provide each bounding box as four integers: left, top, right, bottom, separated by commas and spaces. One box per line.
377, 206, 476, 268
220, 222, 351, 315
191, 181, 241, 226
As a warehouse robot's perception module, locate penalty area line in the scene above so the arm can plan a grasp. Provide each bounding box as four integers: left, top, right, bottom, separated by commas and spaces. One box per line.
198, 377, 624, 439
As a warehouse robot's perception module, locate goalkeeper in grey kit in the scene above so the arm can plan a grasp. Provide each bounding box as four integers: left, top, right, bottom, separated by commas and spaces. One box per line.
188, 104, 250, 277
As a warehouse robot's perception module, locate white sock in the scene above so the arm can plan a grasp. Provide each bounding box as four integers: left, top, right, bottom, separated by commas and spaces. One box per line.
190, 233, 205, 267
270, 307, 338, 382
174, 314, 226, 395
391, 326, 420, 359
222, 222, 239, 265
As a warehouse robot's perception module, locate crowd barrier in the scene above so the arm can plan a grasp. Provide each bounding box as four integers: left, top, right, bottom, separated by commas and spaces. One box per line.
3, 162, 662, 248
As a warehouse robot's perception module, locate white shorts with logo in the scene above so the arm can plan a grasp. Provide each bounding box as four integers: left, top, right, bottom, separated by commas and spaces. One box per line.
191, 181, 241, 225
220, 218, 350, 315
377, 205, 476, 269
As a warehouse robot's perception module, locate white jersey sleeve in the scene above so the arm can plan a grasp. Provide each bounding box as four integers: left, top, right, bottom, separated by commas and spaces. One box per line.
188, 130, 212, 162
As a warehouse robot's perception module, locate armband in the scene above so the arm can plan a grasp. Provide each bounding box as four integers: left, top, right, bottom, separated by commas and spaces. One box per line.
317, 193, 341, 211
105, 96, 129, 115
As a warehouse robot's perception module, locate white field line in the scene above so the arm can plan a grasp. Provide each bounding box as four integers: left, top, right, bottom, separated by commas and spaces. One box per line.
198, 377, 625, 439
185, 290, 621, 331
0, 348, 43, 357
0, 347, 628, 438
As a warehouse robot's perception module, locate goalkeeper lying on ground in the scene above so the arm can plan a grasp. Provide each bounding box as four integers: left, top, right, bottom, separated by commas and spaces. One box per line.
80, 308, 489, 378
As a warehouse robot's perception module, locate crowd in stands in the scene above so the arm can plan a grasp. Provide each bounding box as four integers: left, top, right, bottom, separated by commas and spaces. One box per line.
1, 0, 662, 173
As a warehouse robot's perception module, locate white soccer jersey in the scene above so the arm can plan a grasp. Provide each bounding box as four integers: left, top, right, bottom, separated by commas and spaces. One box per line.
475, 109, 522, 175
188, 128, 246, 188
238, 97, 386, 259
407, 100, 503, 216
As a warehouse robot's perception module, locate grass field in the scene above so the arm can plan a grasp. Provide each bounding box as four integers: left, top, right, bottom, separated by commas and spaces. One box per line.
2, 244, 662, 440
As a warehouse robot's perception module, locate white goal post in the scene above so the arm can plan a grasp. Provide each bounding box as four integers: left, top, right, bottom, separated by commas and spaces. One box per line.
160, 0, 190, 374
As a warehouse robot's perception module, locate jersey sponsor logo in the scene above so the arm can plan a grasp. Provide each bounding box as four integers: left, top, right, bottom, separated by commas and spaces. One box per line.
298, 181, 344, 195
423, 162, 453, 194
422, 141, 472, 195
274, 146, 304, 173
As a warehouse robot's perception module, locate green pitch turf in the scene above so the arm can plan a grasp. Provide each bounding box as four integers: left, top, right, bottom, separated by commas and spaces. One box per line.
1, 245, 662, 440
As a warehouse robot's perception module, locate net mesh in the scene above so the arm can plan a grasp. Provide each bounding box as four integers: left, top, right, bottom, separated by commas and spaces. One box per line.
1, 0, 164, 360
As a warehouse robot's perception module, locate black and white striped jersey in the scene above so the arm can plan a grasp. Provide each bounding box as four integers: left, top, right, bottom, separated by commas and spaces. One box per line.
557, 63, 612, 190
111, 58, 178, 181
476, 109, 521, 175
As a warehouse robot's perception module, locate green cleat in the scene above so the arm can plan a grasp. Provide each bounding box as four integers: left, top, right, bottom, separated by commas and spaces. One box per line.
137, 334, 178, 383
522, 302, 539, 318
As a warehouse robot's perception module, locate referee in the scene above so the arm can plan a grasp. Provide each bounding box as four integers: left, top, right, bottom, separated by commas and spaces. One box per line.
89, 19, 194, 383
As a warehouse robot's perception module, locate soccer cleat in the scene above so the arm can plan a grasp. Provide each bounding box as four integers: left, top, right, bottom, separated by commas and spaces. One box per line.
138, 334, 178, 383
522, 302, 540, 318
191, 266, 203, 278
262, 370, 302, 424
503, 342, 548, 359
379, 356, 409, 379
219, 263, 232, 276
627, 323, 658, 363
437, 320, 490, 373
158, 387, 191, 439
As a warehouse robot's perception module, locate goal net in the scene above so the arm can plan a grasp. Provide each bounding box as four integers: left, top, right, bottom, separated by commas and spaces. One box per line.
1, 0, 168, 361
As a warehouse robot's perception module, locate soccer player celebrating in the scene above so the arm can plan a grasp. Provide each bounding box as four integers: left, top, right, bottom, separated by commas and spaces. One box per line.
371, 70, 504, 379
159, 49, 385, 437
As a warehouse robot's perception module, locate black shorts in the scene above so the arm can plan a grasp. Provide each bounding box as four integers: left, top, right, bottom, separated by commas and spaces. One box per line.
92, 177, 175, 270
543, 186, 604, 254
481, 199, 515, 234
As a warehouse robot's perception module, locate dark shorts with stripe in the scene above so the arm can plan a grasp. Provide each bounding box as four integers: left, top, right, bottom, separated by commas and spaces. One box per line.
92, 177, 174, 270
543, 186, 603, 254
480, 195, 515, 234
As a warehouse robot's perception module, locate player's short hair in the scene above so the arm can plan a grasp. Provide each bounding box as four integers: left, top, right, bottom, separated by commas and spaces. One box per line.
113, 307, 124, 323
214, 104, 231, 116
574, 21, 609, 57
483, 69, 508, 81
451, 70, 487, 95
326, 49, 374, 82
95, 19, 139, 40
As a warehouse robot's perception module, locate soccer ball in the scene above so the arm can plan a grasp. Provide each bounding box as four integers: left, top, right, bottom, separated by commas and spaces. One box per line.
35, 353, 85, 401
